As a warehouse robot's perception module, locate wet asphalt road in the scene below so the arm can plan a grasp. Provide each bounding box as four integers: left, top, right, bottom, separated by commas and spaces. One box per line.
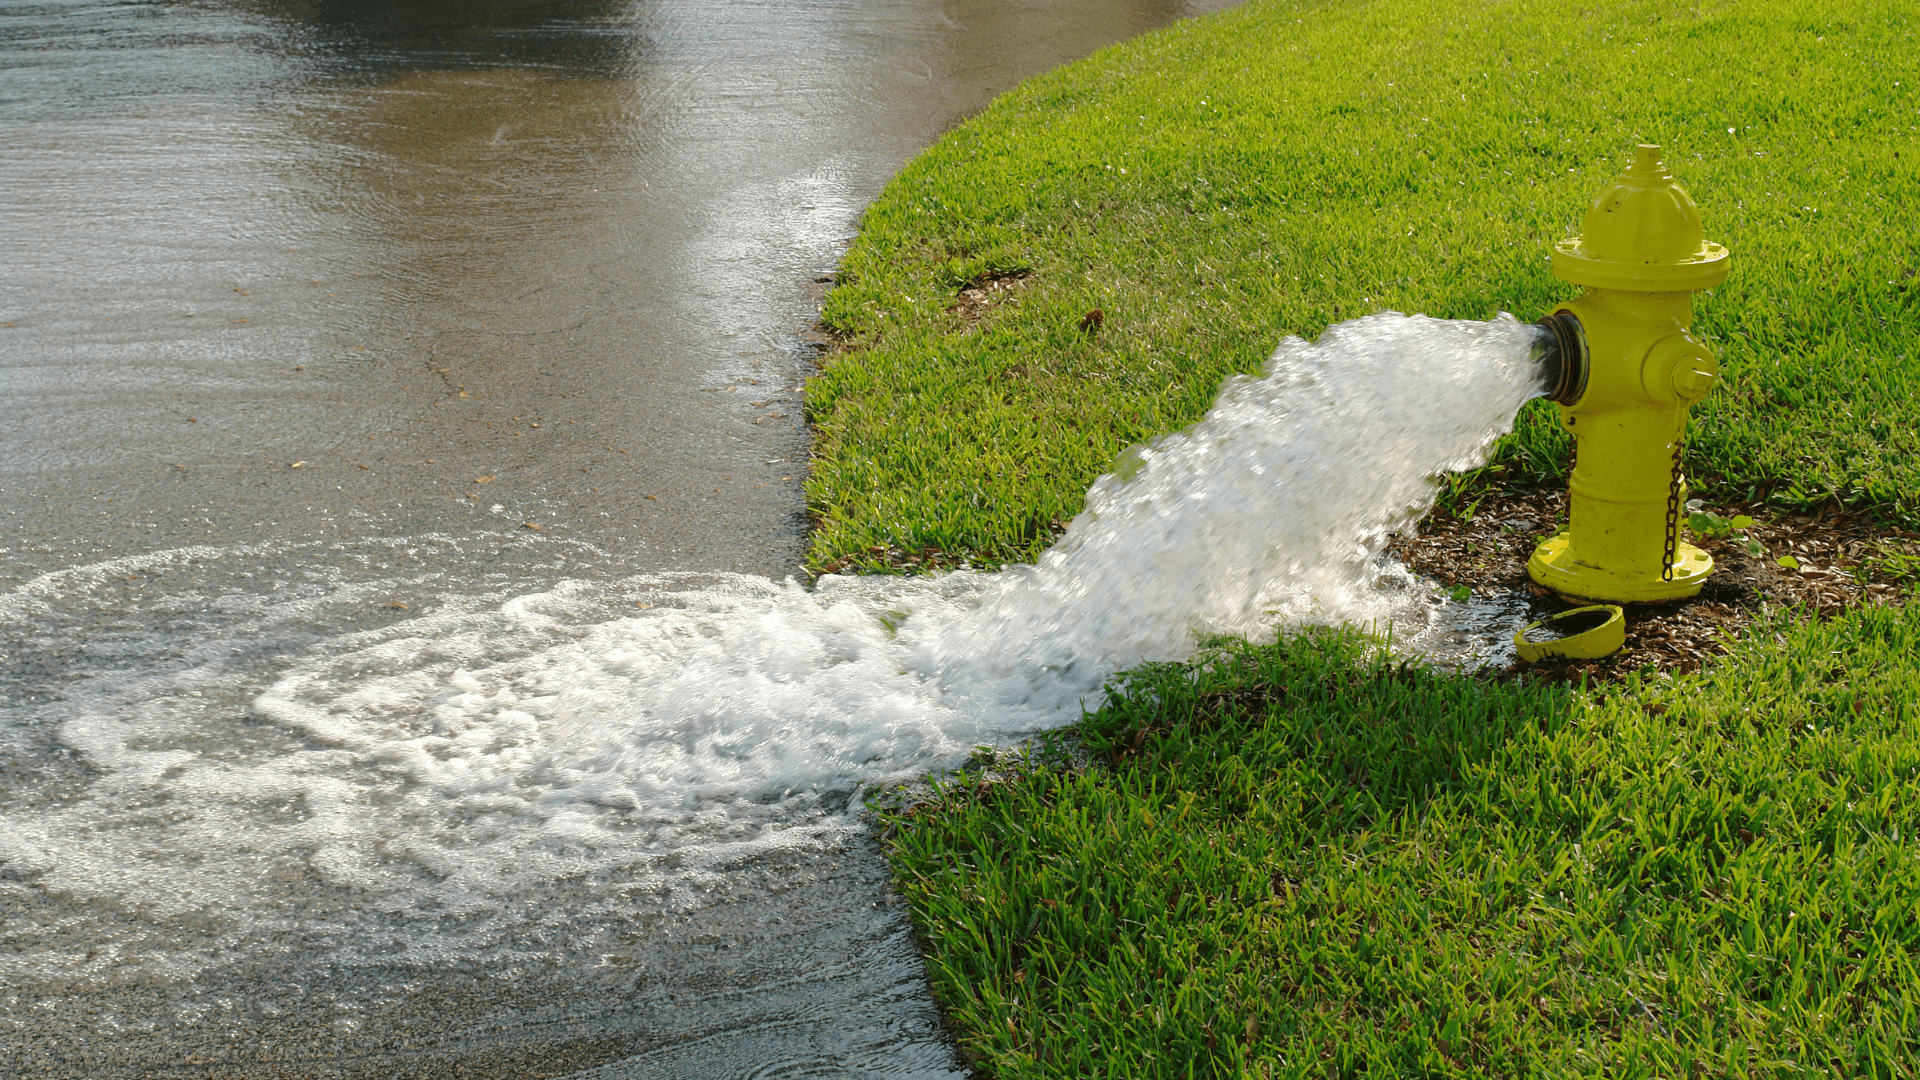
3, 0, 1239, 589
0, 1, 1243, 1075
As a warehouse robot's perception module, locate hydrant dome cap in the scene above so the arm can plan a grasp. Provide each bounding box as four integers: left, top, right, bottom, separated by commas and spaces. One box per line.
1551, 145, 1729, 291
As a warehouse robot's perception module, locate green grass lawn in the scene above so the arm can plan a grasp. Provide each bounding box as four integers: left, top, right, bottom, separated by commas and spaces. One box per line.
808, 0, 1916, 572
886, 610, 1920, 1077
806, 0, 1920, 1075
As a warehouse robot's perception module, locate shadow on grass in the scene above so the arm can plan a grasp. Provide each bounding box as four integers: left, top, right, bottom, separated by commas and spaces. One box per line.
1077, 627, 1568, 830
884, 616, 1920, 1078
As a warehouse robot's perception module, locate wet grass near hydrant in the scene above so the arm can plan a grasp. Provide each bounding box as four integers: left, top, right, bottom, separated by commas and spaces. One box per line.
880, 615, 1920, 1077
799, 0, 1920, 1074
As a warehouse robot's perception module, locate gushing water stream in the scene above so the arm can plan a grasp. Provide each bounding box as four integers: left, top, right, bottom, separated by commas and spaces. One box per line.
1, 313, 1549, 1075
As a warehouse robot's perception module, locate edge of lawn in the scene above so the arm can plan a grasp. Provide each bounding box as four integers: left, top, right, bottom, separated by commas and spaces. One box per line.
803, 0, 1920, 1075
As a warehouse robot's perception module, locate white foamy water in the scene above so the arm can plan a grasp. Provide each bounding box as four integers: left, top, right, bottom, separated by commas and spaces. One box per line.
0, 312, 1546, 1070
942, 311, 1549, 688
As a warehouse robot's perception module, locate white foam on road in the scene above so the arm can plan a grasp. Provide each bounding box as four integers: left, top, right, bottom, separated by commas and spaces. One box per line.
1, 312, 1548, 993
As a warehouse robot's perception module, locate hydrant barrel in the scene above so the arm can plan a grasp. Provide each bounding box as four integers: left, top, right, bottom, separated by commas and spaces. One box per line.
1527, 145, 1728, 604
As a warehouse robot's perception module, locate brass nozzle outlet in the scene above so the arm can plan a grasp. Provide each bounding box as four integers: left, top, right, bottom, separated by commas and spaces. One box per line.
1535, 311, 1588, 406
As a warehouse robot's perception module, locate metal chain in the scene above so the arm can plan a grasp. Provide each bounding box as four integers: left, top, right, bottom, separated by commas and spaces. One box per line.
1664, 436, 1685, 582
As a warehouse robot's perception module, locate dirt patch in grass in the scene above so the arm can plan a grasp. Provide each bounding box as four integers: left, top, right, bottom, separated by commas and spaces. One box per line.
946, 270, 1033, 331
1387, 483, 1920, 684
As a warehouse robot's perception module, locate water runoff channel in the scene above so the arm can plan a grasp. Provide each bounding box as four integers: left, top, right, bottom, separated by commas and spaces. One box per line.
2, 2, 1553, 1076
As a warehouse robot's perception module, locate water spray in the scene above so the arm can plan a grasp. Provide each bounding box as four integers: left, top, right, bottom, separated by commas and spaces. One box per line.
1528, 144, 1730, 603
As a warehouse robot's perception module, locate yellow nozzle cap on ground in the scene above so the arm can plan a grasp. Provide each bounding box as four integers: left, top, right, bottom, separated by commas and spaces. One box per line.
1551, 144, 1729, 292
1513, 605, 1626, 664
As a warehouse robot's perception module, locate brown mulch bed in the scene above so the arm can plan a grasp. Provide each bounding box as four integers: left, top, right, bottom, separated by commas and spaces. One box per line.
1386, 483, 1919, 684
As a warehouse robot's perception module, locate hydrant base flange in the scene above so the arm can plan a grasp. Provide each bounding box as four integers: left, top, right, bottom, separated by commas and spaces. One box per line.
1527, 533, 1714, 604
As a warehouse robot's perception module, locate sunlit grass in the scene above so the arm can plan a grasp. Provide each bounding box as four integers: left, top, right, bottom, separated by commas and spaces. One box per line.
884, 607, 1920, 1077
807, 0, 1918, 571
816, 0, 1920, 1074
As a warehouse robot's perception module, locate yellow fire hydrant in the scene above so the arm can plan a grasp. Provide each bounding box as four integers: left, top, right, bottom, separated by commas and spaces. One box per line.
1529, 144, 1729, 603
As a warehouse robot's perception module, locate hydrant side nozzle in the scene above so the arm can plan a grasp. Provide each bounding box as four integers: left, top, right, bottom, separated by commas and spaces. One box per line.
1642, 331, 1719, 406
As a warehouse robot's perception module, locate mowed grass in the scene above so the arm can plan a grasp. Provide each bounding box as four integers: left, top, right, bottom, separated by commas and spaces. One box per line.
884, 609, 1920, 1077
809, 0, 1920, 1075
807, 0, 1917, 571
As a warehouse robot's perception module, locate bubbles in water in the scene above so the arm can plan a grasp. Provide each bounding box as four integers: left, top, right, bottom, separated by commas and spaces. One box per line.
0, 312, 1550, 993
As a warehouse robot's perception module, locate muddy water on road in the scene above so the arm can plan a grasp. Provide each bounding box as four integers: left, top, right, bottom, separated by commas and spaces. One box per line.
2, 0, 1236, 582
1, 0, 1239, 1075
